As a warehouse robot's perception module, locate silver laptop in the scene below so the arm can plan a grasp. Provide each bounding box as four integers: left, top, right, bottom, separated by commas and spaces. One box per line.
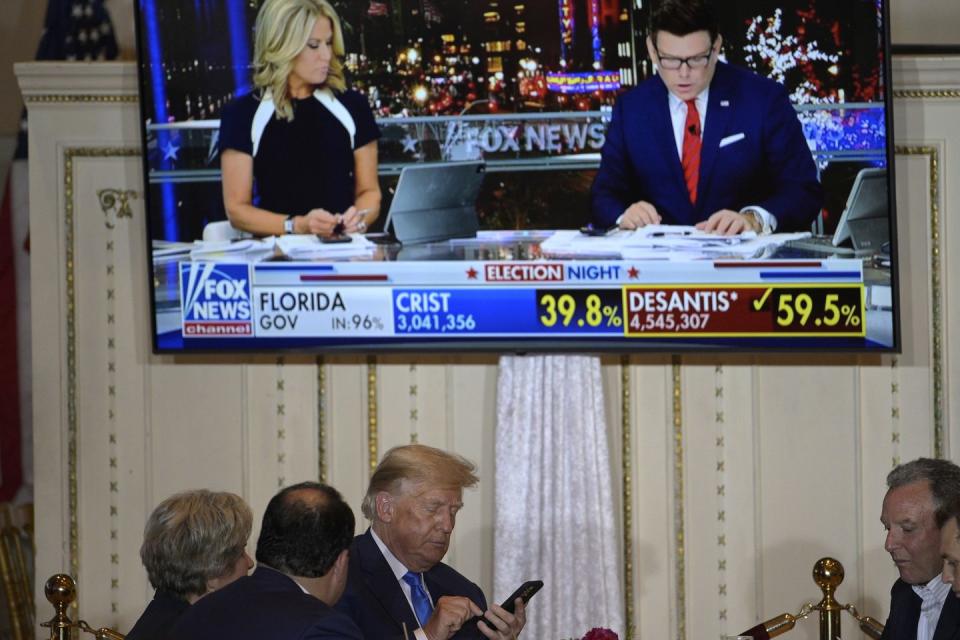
384, 162, 485, 244
789, 167, 889, 256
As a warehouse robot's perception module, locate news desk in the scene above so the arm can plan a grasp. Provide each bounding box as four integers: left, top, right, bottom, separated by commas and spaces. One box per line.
152, 230, 893, 352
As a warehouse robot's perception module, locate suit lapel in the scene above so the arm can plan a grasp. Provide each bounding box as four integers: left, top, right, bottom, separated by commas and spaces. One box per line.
424, 565, 459, 601
934, 592, 960, 640
900, 584, 922, 640
649, 76, 693, 224
697, 62, 735, 218
357, 531, 421, 635
425, 566, 486, 640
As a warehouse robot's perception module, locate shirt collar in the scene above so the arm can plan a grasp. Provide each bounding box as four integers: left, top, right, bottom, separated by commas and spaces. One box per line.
254, 564, 313, 596
668, 87, 709, 114
913, 574, 952, 607
371, 527, 414, 581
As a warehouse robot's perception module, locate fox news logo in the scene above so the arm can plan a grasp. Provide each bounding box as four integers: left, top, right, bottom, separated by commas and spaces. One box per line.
179, 263, 253, 337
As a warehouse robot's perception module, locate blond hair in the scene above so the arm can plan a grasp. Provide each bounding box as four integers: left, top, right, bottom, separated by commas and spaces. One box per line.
140, 490, 253, 599
361, 445, 479, 520
253, 0, 347, 121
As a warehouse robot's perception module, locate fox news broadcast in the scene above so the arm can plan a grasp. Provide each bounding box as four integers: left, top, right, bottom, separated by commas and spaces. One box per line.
136, 0, 898, 353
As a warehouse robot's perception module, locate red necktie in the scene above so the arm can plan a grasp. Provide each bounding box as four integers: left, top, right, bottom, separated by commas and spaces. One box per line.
681, 99, 701, 205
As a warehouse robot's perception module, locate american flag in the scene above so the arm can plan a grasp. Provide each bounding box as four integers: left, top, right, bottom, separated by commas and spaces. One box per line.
368, 1, 389, 17
0, 0, 119, 501
35, 0, 119, 61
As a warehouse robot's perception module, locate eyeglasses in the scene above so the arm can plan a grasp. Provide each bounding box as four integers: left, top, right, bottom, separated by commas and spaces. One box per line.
655, 46, 714, 71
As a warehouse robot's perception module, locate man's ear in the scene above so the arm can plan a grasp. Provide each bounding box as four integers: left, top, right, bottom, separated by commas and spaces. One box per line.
334, 548, 349, 576
713, 34, 723, 54
375, 491, 394, 522
646, 35, 657, 64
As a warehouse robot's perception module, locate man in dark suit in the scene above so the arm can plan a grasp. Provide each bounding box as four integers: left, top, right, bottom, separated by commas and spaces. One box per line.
173, 482, 362, 640
127, 490, 253, 640
337, 444, 525, 640
939, 494, 960, 599
591, 0, 822, 235
880, 459, 960, 640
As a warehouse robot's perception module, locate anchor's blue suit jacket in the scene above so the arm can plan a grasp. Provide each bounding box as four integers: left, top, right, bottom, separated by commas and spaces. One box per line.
591, 62, 822, 231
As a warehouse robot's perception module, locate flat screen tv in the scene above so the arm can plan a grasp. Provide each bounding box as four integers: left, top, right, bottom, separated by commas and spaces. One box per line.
135, 0, 899, 353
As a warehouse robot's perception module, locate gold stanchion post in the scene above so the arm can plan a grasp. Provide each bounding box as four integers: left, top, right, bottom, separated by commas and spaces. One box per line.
40, 574, 126, 640
734, 557, 884, 639
41, 574, 76, 640
813, 558, 844, 639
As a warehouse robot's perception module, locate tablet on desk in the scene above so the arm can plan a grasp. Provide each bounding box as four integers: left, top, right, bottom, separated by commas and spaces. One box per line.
788, 168, 888, 256
384, 161, 485, 245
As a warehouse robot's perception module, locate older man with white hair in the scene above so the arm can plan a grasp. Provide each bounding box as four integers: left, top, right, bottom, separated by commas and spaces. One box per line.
338, 444, 526, 640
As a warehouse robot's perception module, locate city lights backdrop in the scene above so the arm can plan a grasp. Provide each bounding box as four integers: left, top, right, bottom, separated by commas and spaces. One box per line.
135, 0, 888, 241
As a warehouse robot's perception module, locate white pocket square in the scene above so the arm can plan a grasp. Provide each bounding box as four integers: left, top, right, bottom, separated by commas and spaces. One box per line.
719, 132, 745, 148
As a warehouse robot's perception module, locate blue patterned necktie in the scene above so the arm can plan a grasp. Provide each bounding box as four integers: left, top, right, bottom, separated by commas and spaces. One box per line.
402, 571, 434, 627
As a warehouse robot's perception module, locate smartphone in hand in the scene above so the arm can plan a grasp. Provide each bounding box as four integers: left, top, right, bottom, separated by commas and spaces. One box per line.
579, 224, 618, 236
468, 580, 543, 627
320, 234, 353, 244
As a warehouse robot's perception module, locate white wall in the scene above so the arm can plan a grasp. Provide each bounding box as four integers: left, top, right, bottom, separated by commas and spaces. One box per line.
889, 0, 960, 45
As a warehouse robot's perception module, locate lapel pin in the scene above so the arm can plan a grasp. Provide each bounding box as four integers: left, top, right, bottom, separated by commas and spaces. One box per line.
720, 100, 730, 107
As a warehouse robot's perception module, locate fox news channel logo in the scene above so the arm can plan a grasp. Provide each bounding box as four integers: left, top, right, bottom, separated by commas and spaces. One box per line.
179, 263, 254, 337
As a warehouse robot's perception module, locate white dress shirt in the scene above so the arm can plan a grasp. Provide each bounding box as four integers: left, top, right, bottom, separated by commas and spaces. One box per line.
667, 89, 709, 160
371, 528, 435, 640
665, 88, 777, 232
912, 574, 952, 640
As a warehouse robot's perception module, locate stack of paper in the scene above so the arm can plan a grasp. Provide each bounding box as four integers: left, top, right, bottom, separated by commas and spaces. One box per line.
276, 234, 377, 259
540, 226, 812, 260
152, 242, 194, 260
538, 229, 636, 257
189, 238, 277, 261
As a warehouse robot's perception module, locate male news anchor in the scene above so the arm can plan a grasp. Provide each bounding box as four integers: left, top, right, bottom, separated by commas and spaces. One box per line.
880, 458, 960, 640
591, 0, 822, 235
337, 444, 526, 640
173, 482, 363, 640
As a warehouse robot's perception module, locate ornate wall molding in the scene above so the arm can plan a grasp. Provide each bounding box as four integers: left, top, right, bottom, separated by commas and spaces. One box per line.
64, 148, 142, 606
714, 365, 729, 635
98, 189, 137, 229
672, 357, 686, 640
408, 364, 420, 444
893, 90, 960, 99
14, 61, 139, 102
98, 187, 123, 617
891, 357, 902, 467
893, 145, 943, 456
367, 356, 379, 472
275, 358, 289, 488
317, 357, 327, 483
620, 356, 634, 640
23, 94, 138, 104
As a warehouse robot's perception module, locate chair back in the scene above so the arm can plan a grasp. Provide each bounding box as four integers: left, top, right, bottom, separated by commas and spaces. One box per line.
0, 503, 34, 640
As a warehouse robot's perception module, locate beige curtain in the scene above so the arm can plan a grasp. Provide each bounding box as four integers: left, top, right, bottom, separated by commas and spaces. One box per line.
494, 354, 624, 638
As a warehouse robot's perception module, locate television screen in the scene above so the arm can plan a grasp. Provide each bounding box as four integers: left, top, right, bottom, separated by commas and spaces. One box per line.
136, 0, 898, 352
